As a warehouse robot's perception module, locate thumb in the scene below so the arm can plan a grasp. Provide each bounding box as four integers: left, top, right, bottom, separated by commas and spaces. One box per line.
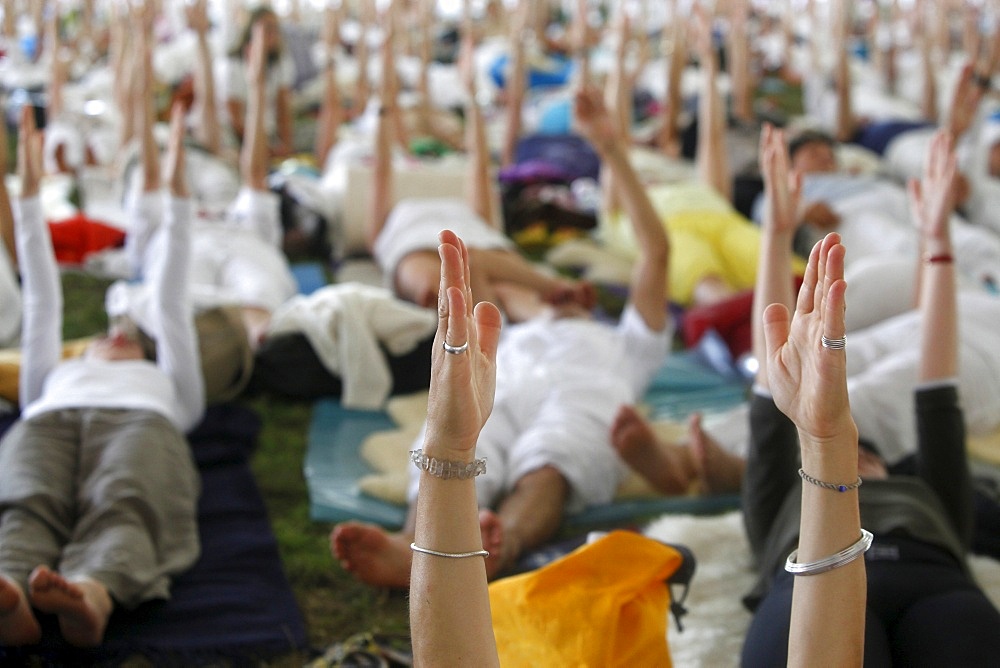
762, 302, 791, 364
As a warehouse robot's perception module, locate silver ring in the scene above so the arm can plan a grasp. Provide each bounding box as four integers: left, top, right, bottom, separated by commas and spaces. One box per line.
821, 335, 847, 350
442, 340, 469, 355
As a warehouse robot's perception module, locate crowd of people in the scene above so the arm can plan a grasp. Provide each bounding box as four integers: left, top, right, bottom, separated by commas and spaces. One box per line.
2, 0, 1000, 663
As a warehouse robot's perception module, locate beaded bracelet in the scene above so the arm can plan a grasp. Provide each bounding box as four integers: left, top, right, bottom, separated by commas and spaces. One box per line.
785, 529, 874, 575
799, 468, 862, 493
410, 450, 486, 480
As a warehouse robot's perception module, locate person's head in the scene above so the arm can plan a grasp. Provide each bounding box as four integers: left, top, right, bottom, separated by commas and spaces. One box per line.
395, 252, 442, 309
788, 130, 838, 174
85, 317, 155, 362
231, 7, 283, 64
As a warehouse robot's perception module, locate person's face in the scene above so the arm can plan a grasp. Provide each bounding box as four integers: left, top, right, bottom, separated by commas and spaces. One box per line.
791, 141, 838, 174
86, 324, 146, 362
255, 13, 282, 56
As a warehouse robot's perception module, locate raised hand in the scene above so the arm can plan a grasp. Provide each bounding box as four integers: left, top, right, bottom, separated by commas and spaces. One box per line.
185, 0, 210, 35
247, 21, 267, 89
946, 61, 985, 142
572, 85, 618, 153
908, 129, 957, 244
163, 102, 189, 199
759, 123, 803, 236
762, 233, 853, 444
423, 230, 503, 454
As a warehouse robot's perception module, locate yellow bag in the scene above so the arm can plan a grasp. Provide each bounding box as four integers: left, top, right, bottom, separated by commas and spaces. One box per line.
488, 530, 684, 667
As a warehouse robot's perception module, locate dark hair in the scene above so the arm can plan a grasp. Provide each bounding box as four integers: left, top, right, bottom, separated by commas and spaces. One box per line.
788, 129, 836, 160
229, 6, 283, 64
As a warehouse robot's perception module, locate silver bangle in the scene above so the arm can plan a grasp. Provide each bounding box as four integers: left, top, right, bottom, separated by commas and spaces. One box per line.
785, 529, 874, 575
410, 449, 486, 479
799, 467, 862, 493
410, 543, 489, 559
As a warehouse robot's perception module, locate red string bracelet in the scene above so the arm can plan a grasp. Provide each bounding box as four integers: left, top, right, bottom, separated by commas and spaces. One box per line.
925, 253, 954, 264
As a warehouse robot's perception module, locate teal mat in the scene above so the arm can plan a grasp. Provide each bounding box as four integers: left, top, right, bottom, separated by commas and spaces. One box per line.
305, 351, 747, 529
291, 261, 328, 295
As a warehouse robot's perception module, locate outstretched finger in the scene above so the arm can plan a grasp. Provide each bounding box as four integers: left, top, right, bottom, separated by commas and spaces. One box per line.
816, 233, 840, 317
794, 237, 823, 316
437, 230, 475, 353
762, 302, 791, 369
820, 241, 848, 351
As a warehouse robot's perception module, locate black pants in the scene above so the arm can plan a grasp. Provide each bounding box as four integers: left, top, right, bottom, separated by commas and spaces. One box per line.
741, 536, 1000, 667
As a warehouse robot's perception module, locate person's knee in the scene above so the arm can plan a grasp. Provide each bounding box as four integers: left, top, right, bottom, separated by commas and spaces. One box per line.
396, 254, 441, 308
514, 465, 569, 499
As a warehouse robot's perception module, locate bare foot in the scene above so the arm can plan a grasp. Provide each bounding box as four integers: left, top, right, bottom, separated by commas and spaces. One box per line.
611, 405, 697, 495
28, 567, 112, 648
0, 574, 42, 646
330, 522, 413, 589
478, 509, 517, 580
688, 413, 745, 494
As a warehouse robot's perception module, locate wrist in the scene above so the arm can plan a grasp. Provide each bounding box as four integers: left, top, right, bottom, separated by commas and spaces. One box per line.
797, 425, 860, 472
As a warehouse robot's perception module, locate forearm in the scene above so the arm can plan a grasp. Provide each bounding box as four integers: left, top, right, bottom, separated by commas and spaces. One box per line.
242, 75, 268, 191
464, 100, 496, 228
914, 385, 973, 544
500, 36, 525, 167
194, 31, 222, 155
788, 426, 864, 668
696, 42, 731, 201
752, 228, 796, 384
14, 196, 62, 407
154, 196, 204, 427
410, 436, 499, 667
365, 99, 395, 252
917, 240, 957, 382
596, 141, 669, 329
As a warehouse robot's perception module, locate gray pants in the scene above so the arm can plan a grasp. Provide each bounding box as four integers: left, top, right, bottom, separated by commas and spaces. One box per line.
0, 408, 201, 608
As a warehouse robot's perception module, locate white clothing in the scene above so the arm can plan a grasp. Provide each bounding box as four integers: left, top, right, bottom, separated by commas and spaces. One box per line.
846, 291, 1000, 464
408, 305, 673, 513
267, 283, 436, 409
15, 196, 204, 432
372, 198, 513, 287
801, 174, 1000, 287
0, 237, 20, 348
115, 188, 295, 318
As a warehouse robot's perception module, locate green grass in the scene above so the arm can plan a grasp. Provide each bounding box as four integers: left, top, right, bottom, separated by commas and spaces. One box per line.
242, 392, 410, 653
59, 271, 411, 661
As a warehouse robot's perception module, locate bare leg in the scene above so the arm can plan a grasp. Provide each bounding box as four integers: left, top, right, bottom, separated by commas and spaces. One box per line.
611, 405, 697, 495
489, 466, 569, 578
687, 413, 745, 494
29, 567, 113, 648
0, 574, 42, 646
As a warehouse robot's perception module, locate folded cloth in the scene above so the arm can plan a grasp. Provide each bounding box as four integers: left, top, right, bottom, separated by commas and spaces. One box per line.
267, 283, 436, 409
489, 531, 683, 667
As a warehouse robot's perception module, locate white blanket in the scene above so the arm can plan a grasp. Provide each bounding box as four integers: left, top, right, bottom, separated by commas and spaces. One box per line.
268, 283, 436, 410
645, 510, 1000, 667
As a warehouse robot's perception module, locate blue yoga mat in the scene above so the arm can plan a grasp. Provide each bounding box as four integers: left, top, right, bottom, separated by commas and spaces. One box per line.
291, 261, 328, 295
0, 405, 308, 663
305, 351, 747, 529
